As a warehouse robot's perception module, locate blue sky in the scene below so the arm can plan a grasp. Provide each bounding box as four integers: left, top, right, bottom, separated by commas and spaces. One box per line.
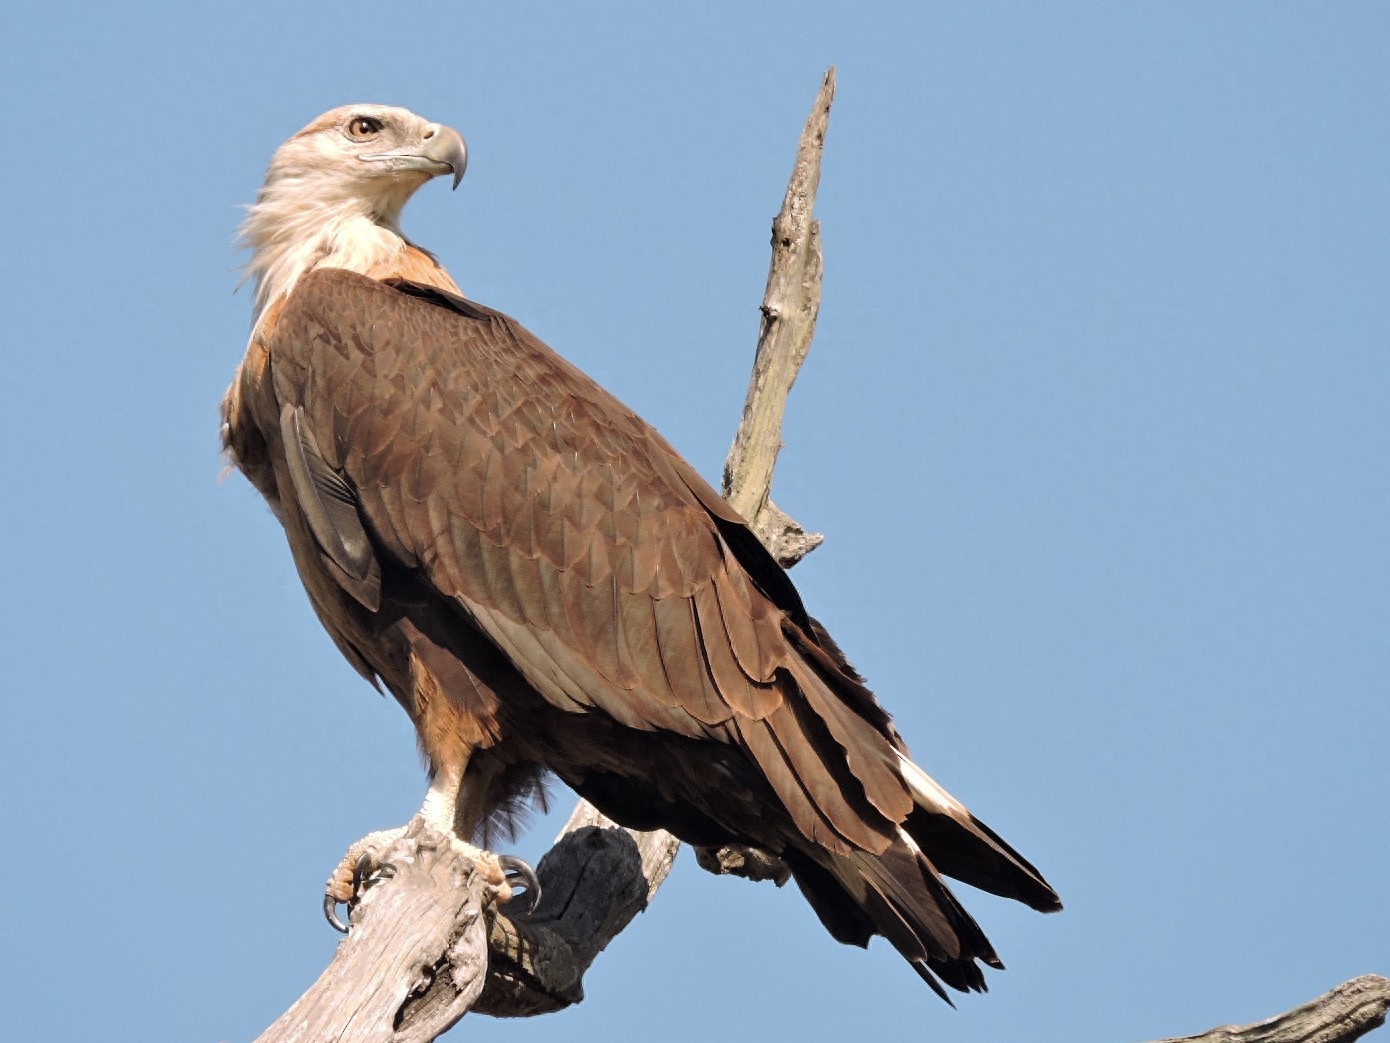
1, 3, 1386, 1041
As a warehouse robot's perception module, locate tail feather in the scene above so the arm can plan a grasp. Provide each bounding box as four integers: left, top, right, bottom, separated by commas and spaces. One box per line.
740, 613, 1059, 1000
790, 829, 1006, 1002
897, 753, 1063, 913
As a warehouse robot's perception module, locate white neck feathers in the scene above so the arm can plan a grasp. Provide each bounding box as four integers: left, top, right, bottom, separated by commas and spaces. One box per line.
239, 174, 418, 327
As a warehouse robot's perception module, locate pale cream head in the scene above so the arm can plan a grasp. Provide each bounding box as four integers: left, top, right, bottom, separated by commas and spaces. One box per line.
239, 104, 467, 322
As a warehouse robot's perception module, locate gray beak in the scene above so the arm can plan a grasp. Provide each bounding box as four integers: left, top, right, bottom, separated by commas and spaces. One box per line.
421, 124, 468, 190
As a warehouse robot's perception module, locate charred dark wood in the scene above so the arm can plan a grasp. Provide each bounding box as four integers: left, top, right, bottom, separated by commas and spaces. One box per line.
474, 809, 672, 1017
694, 841, 793, 886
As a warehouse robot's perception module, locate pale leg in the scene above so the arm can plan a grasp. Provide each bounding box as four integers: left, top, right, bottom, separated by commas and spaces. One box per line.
323, 759, 532, 931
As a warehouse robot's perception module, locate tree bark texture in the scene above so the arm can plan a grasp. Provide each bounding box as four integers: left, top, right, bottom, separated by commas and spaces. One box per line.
1156, 976, 1389, 1043
249, 67, 1386, 1043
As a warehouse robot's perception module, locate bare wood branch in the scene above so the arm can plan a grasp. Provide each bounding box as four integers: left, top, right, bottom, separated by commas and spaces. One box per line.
694, 841, 793, 886
1153, 976, 1390, 1043
722, 66, 835, 565
254, 819, 489, 1043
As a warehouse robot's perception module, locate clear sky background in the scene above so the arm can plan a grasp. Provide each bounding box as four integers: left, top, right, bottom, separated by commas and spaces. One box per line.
1, 3, 1385, 1041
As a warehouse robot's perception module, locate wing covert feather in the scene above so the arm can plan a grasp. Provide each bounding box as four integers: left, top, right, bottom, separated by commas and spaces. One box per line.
267, 269, 914, 851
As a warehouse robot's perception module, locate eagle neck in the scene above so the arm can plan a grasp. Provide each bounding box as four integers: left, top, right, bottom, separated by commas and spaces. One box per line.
241, 187, 415, 334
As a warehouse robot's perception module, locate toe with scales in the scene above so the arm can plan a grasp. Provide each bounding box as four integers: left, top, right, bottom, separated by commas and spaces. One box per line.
323, 826, 408, 932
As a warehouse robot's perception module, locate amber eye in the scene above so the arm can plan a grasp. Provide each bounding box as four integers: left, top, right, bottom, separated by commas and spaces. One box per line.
346, 116, 384, 141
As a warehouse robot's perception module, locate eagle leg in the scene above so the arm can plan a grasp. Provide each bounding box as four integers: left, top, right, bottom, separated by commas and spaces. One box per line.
322, 758, 539, 932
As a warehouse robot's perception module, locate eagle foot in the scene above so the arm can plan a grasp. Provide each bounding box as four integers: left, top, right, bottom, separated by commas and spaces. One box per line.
450, 843, 537, 911
321, 827, 540, 932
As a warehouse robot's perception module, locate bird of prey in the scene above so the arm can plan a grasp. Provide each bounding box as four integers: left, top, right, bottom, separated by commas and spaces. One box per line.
222, 103, 1060, 1000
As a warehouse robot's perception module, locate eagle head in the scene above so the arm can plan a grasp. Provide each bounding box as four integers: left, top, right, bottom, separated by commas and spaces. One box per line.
240, 104, 467, 320
266, 104, 467, 198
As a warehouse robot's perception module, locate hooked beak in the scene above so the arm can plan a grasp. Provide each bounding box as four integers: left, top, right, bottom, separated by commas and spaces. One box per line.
361, 123, 468, 190
420, 124, 468, 190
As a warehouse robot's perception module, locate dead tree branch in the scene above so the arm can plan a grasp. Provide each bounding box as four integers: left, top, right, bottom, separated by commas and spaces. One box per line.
249, 67, 1385, 1043
722, 68, 832, 566
1154, 976, 1390, 1043
254, 820, 489, 1042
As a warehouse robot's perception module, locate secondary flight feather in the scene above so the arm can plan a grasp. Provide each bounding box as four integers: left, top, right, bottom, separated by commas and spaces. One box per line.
222, 103, 1060, 1000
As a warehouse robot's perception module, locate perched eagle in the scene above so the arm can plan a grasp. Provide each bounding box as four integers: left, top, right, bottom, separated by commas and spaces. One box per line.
223, 103, 1060, 1001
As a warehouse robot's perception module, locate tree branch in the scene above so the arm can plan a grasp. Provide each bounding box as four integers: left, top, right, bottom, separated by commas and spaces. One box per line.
1154, 976, 1390, 1043
248, 66, 1386, 1043
254, 819, 489, 1043
722, 66, 834, 565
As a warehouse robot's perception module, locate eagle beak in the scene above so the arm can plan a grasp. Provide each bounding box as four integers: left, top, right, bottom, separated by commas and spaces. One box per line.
361, 124, 468, 190
421, 124, 468, 190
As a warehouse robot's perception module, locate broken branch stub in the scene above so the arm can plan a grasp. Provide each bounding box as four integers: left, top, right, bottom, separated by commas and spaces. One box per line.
722, 66, 834, 565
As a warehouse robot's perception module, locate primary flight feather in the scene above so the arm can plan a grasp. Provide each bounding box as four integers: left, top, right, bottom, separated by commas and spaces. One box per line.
222, 103, 1060, 1000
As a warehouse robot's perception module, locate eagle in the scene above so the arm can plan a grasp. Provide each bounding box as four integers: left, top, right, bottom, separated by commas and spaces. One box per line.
222, 103, 1060, 1001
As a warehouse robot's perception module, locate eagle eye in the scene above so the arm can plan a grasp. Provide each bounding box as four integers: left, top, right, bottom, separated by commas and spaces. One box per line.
346, 116, 384, 141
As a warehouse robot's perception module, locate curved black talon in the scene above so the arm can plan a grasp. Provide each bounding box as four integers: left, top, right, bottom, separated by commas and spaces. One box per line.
499, 854, 542, 913
324, 893, 350, 933
325, 858, 398, 934
351, 852, 373, 893
351, 854, 397, 894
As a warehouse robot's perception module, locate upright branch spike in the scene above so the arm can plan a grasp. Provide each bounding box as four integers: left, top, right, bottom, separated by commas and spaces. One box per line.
722, 65, 835, 562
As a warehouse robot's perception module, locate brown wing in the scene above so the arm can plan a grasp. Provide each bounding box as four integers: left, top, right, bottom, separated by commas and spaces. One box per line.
265, 268, 912, 857
254, 267, 1062, 999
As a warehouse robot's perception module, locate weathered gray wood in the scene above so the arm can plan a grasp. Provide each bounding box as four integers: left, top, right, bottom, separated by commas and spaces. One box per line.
722, 66, 834, 566
253, 818, 488, 1043
1154, 976, 1390, 1043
